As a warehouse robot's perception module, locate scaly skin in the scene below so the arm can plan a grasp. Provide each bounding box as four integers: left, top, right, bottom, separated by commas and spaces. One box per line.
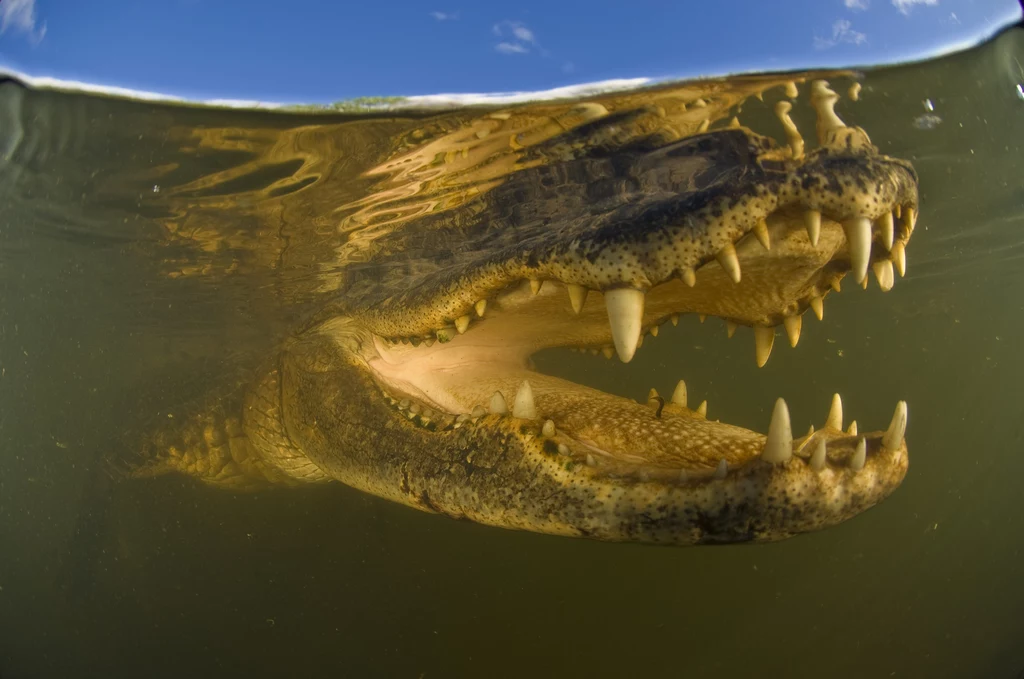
131, 77, 916, 545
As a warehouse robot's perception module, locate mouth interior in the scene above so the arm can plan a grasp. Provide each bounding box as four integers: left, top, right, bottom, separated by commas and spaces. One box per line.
364, 207, 905, 477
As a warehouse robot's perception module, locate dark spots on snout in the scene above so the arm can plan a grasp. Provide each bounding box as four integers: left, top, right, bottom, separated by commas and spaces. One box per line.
542, 440, 560, 457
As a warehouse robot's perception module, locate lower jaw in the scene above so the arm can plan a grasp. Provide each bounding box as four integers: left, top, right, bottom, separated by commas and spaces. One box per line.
367, 343, 767, 476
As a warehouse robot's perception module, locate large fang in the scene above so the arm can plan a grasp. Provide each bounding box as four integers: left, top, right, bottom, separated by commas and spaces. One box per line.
892, 242, 906, 277
810, 295, 824, 321
843, 217, 872, 284
671, 380, 688, 407
529, 279, 542, 296
489, 391, 508, 415
726, 320, 737, 338
825, 393, 843, 430
512, 380, 537, 419
783, 315, 802, 348
716, 242, 742, 283
804, 210, 821, 247
882, 401, 908, 450
567, 284, 588, 315
809, 438, 827, 471
753, 219, 771, 250
873, 259, 895, 292
850, 438, 866, 471
605, 288, 645, 363
754, 326, 774, 367
762, 398, 793, 463
879, 212, 895, 250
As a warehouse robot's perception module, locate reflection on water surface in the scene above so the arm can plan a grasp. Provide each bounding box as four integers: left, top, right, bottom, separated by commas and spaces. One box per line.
1, 26, 1023, 679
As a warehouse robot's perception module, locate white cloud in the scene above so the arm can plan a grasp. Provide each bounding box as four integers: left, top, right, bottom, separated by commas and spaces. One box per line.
430, 11, 459, 21
814, 19, 867, 49
1, 0, 46, 43
845, 0, 869, 10
892, 0, 938, 15
495, 42, 528, 54
493, 20, 539, 55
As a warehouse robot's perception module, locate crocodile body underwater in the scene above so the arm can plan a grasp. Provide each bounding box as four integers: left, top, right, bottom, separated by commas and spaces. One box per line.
131, 77, 916, 545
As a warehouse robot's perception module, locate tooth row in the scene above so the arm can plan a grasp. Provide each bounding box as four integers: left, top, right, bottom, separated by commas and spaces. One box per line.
757, 395, 907, 471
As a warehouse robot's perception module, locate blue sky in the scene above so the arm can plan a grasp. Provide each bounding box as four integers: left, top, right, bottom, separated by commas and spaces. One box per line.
0, 0, 1020, 103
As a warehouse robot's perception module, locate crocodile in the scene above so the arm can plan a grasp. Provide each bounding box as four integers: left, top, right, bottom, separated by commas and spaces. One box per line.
131, 77, 916, 545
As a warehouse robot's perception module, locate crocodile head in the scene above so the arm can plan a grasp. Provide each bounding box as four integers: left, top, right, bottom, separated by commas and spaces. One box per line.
276, 78, 916, 545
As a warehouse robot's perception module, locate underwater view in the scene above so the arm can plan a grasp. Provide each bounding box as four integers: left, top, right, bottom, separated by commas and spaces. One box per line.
2, 17, 1024, 679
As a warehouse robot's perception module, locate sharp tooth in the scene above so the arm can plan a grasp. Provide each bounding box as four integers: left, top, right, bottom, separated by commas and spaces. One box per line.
716, 242, 742, 283
647, 388, 661, 404
804, 210, 822, 246
586, 454, 596, 467
831, 278, 842, 293
892, 241, 906, 277
806, 423, 815, 437
825, 393, 843, 430
567, 284, 588, 314
512, 380, 537, 419
698, 119, 710, 133
681, 268, 696, 287
861, 277, 868, 290
809, 438, 827, 470
696, 400, 708, 418
843, 217, 872, 284
882, 401, 908, 450
894, 204, 902, 219
471, 405, 487, 418
713, 458, 728, 479
605, 288, 645, 363
601, 346, 614, 359
783, 315, 802, 348
455, 315, 471, 334
850, 438, 866, 471
475, 299, 487, 317
847, 421, 858, 436
529, 279, 542, 295
879, 212, 895, 250
726, 320, 737, 338
728, 116, 741, 129
754, 325, 775, 367
699, 314, 706, 324
762, 398, 794, 463
671, 380, 688, 407
558, 443, 570, 455
424, 338, 435, 347
650, 325, 659, 337
905, 206, 917, 233
541, 419, 556, 437
636, 335, 644, 349
489, 391, 508, 415
810, 295, 824, 320
873, 259, 895, 292
670, 314, 680, 326
753, 219, 771, 250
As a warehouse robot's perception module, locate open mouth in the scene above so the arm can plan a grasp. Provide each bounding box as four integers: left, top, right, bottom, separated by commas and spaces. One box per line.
339, 80, 915, 543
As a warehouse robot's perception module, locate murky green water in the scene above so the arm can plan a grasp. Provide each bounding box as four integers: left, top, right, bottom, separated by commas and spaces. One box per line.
2, 26, 1023, 679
